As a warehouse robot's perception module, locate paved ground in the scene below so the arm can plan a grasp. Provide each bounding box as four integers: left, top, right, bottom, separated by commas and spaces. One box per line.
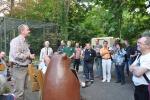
25, 65, 135, 100
80, 77, 134, 100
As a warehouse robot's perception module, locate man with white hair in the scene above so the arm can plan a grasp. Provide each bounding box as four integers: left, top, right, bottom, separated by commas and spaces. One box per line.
9, 24, 35, 99
39, 41, 53, 73
130, 31, 150, 100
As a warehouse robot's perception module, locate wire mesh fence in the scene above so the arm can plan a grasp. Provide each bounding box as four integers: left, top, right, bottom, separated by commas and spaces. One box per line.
0, 17, 59, 55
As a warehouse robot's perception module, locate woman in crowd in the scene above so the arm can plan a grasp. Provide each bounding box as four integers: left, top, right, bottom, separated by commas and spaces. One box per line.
113, 42, 126, 85
73, 43, 81, 72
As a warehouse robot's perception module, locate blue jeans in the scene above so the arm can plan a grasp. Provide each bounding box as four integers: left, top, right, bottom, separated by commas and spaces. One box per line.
73, 59, 80, 72
81, 59, 85, 75
115, 63, 125, 83
95, 57, 102, 77
84, 61, 94, 81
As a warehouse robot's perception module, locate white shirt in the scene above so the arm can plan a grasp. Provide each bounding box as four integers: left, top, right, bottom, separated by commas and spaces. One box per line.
132, 53, 150, 86
39, 47, 53, 62
39, 47, 53, 74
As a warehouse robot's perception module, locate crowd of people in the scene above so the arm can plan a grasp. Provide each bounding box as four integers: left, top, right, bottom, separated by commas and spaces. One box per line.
56, 39, 139, 86
0, 24, 150, 100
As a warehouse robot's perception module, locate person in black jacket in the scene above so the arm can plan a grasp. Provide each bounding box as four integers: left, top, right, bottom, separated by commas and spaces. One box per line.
124, 40, 132, 76
84, 43, 96, 84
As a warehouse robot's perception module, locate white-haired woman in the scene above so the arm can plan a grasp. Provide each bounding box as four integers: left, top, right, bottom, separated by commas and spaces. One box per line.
39, 41, 53, 73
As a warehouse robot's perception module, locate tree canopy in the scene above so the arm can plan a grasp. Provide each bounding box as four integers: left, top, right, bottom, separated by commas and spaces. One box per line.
8, 0, 150, 45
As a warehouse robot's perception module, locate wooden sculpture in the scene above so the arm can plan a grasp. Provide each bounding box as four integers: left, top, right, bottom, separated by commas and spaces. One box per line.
37, 69, 44, 99
28, 64, 39, 92
43, 54, 80, 100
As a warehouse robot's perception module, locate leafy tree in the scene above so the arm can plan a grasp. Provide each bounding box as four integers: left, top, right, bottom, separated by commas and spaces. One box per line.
7, 0, 150, 46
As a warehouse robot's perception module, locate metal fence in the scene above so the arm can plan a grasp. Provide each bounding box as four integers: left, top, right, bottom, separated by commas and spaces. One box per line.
0, 17, 59, 55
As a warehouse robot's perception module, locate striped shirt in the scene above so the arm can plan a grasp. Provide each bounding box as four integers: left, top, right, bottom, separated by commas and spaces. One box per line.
9, 35, 31, 66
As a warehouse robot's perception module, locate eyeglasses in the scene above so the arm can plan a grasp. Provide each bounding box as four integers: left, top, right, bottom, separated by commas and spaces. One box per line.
137, 42, 147, 45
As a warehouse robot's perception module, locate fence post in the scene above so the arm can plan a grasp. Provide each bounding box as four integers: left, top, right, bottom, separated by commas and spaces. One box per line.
4, 17, 7, 53
0, 24, 2, 51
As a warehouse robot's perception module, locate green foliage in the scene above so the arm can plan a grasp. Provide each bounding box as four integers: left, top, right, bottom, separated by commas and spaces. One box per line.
27, 29, 44, 54
73, 0, 150, 44
8, 0, 150, 46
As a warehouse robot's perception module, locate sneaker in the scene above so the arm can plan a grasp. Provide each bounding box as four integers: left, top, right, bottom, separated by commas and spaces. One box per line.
102, 79, 106, 82
90, 80, 94, 84
81, 82, 86, 87
107, 80, 110, 83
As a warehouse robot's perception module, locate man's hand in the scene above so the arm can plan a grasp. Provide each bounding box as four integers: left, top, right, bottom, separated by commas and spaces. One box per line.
100, 51, 109, 56
130, 64, 148, 77
44, 55, 51, 66
29, 54, 35, 59
129, 65, 136, 72
69, 53, 75, 59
